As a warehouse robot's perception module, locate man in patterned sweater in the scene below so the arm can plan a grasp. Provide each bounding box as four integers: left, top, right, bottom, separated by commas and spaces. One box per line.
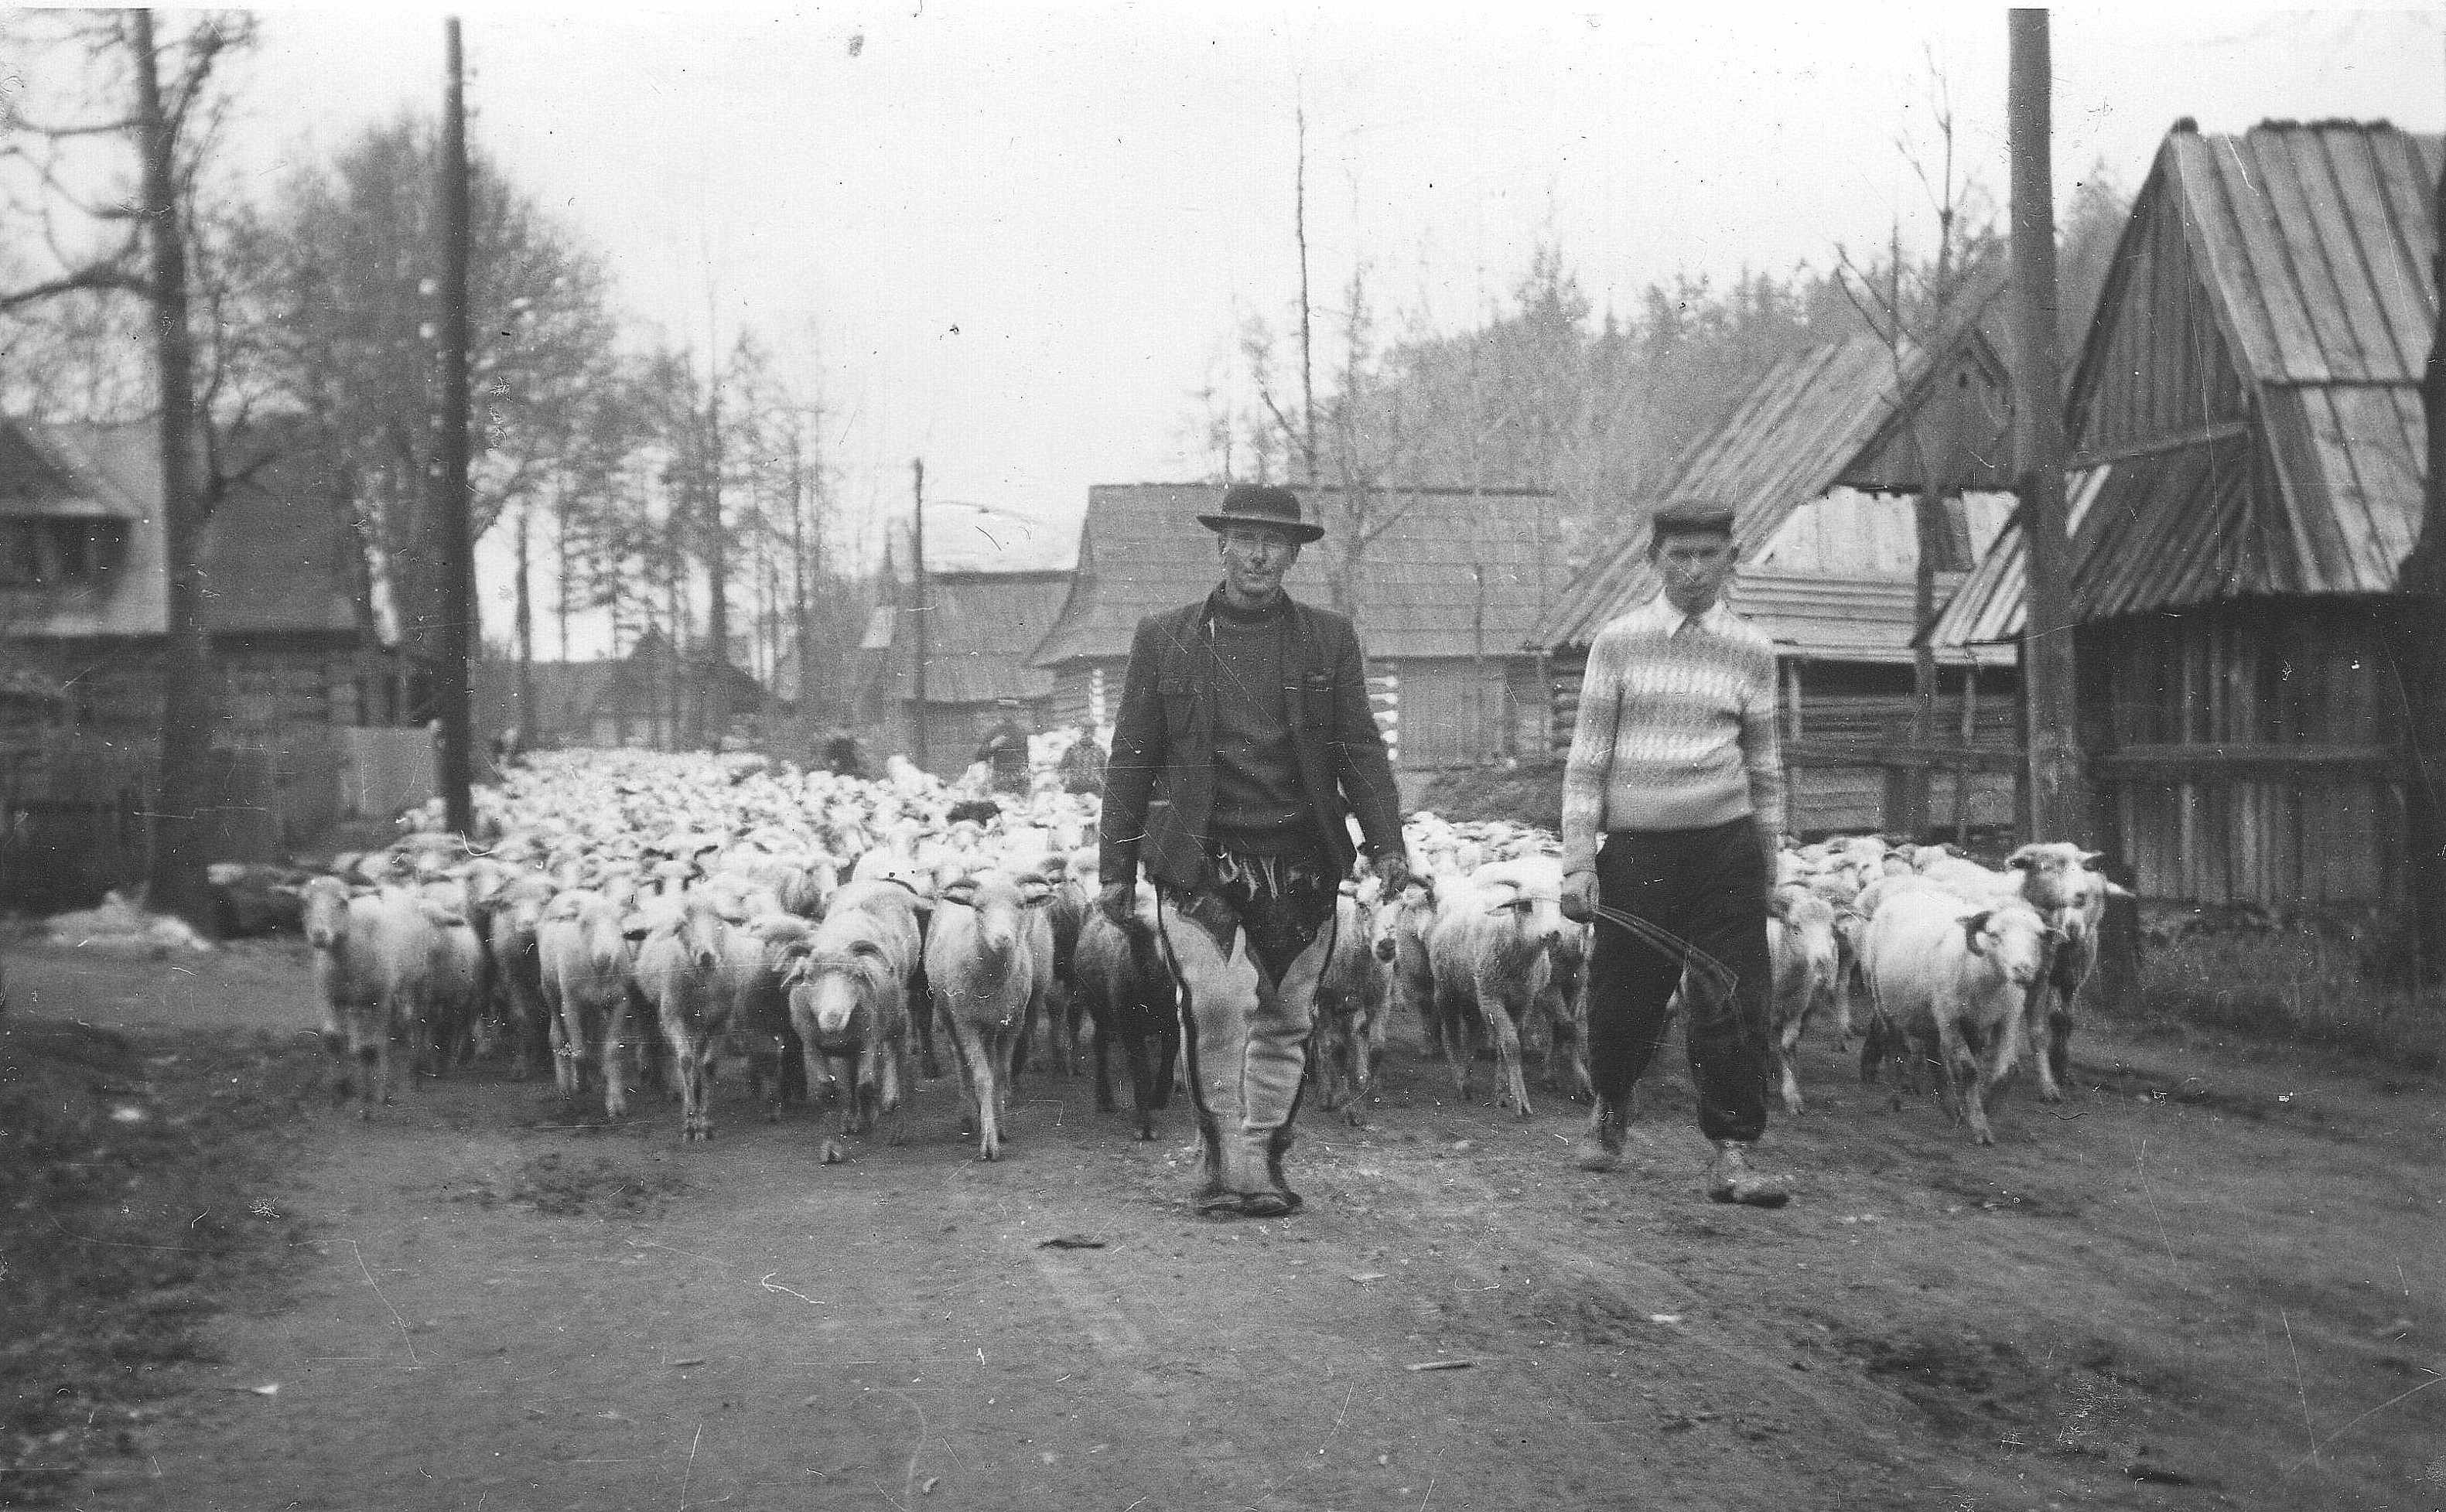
1558, 498, 1791, 1207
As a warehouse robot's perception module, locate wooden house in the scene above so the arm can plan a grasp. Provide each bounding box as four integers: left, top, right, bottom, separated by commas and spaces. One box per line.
863, 568, 1071, 776
1536, 329, 2021, 838
0, 417, 401, 740
1027, 483, 1563, 775
0, 416, 415, 878
1930, 120, 2438, 906
483, 630, 766, 751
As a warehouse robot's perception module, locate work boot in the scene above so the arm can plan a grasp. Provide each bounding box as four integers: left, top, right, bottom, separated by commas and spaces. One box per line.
1191, 1117, 1241, 1217
1706, 1141, 1790, 1208
1244, 1129, 1303, 1217
1573, 1092, 1629, 1172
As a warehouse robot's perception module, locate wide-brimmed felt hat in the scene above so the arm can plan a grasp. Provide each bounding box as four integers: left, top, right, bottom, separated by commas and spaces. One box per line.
1197, 483, 1324, 544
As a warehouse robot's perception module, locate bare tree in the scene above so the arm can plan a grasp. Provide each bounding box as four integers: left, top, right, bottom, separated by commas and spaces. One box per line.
1835, 57, 2000, 838
0, 9, 255, 927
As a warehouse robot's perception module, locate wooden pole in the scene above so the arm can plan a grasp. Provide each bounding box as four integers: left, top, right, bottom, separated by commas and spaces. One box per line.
2394, 85, 2446, 982
132, 9, 215, 928
702, 336, 729, 750
434, 15, 474, 834
2009, 9, 2085, 843
910, 459, 928, 769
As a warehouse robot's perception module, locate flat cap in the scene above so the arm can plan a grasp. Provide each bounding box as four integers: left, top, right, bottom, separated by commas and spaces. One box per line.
1650, 499, 1737, 538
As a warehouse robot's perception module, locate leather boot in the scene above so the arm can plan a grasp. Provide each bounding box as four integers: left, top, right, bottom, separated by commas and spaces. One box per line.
1243, 1125, 1303, 1217
1191, 1111, 1240, 1216
1706, 1141, 1791, 1208
1573, 1091, 1630, 1172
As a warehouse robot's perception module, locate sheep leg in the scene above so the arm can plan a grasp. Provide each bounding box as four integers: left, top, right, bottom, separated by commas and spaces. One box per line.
1831, 935, 1860, 1050
1404, 973, 1443, 1060
879, 1037, 907, 1145
1484, 995, 1533, 1119
1092, 1021, 1120, 1114
909, 969, 944, 1080
602, 994, 638, 1121
2024, 978, 2062, 1103
1932, 1015, 1973, 1130
1124, 1029, 1159, 1142
1775, 1019, 1806, 1117
1434, 988, 1476, 1101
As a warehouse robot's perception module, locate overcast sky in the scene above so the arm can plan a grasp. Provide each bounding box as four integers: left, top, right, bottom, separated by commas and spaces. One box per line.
207, 2, 2446, 649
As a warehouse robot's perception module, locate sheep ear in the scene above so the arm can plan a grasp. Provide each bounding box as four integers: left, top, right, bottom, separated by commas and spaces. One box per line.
2005, 847, 2035, 869
1962, 911, 1993, 954
2079, 850, 2106, 868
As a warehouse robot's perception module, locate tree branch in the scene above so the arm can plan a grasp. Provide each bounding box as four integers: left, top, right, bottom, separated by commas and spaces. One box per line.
0, 260, 148, 312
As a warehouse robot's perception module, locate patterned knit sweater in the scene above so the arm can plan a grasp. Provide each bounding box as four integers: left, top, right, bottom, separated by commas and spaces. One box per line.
1559, 596, 1785, 875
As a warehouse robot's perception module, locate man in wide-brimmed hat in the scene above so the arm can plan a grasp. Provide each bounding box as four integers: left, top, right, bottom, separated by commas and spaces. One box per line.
1098, 483, 1411, 1218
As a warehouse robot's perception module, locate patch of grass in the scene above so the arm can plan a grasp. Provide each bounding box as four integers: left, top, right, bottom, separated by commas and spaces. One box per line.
0, 1019, 323, 1507
2122, 924, 2444, 1073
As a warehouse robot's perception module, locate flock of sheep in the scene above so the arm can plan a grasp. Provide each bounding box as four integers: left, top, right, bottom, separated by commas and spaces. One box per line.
292, 746, 2123, 1160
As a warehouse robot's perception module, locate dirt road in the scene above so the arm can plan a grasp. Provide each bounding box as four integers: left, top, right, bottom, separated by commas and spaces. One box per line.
14, 940, 2444, 1511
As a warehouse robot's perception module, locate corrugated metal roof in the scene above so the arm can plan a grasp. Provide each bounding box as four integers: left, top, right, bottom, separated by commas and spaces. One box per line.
882, 570, 1068, 705
1029, 483, 1563, 667
1537, 302, 2013, 650
1934, 121, 2438, 645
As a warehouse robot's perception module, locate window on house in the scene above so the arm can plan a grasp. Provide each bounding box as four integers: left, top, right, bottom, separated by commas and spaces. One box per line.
0, 520, 128, 587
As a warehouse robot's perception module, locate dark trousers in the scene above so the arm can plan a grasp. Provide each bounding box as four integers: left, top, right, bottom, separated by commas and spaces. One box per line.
1584, 817, 1772, 1145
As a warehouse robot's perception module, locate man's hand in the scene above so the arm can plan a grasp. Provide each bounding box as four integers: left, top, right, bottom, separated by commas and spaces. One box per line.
1561, 869, 1599, 924
1097, 881, 1136, 928
1369, 851, 1413, 896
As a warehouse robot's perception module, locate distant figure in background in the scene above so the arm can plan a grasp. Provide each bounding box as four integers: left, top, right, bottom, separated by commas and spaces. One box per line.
822, 732, 869, 780
1057, 722, 1106, 795
975, 701, 1032, 794
489, 725, 523, 771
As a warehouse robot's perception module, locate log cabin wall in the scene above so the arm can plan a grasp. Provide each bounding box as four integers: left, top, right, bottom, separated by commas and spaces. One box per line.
2082, 600, 2406, 905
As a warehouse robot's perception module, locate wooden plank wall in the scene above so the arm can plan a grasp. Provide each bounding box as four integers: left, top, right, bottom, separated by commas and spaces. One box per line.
2087, 602, 2403, 904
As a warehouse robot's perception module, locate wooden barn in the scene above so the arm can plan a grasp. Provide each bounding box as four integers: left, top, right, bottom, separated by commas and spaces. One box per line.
1027, 483, 1563, 776
1536, 329, 2020, 839
0, 416, 414, 884
863, 568, 1071, 776
1929, 119, 2438, 907
0, 418, 403, 736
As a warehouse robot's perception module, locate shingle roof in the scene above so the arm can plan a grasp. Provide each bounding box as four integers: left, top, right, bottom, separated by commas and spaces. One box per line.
881, 569, 1069, 705
1931, 122, 2438, 646
1029, 483, 1564, 667
1535, 302, 2012, 651
1736, 489, 2015, 665
0, 417, 364, 640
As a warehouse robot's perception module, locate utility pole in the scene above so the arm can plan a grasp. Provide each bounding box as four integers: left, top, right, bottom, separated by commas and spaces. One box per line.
434, 15, 475, 835
910, 459, 929, 770
132, 8, 214, 927
1295, 95, 1317, 484
2394, 108, 2446, 981
701, 330, 730, 751
789, 422, 812, 723
2008, 8, 2082, 842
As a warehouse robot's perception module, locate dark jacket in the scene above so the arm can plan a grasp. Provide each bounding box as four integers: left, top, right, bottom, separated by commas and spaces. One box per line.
1100, 592, 1406, 893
